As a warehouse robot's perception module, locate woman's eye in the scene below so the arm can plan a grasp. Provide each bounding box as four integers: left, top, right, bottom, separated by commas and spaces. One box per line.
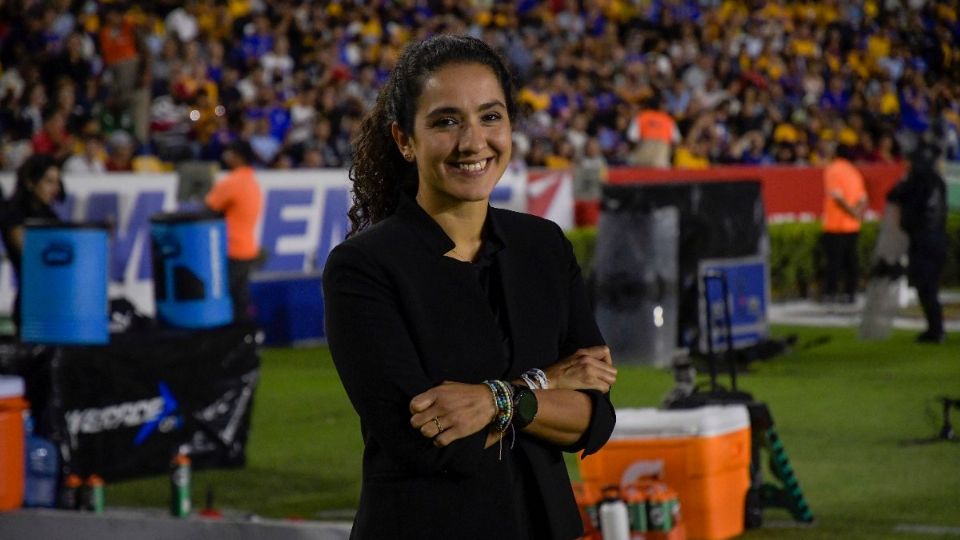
483, 113, 503, 122
432, 117, 458, 127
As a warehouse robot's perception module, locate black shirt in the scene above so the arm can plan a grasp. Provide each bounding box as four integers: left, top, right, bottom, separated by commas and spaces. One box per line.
465, 216, 551, 540
0, 193, 60, 279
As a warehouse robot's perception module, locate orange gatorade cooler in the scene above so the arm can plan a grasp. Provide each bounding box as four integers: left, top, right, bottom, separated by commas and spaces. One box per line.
0, 376, 28, 511
579, 406, 750, 540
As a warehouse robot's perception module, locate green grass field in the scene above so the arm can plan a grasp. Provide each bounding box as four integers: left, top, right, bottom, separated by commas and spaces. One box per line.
107, 325, 960, 538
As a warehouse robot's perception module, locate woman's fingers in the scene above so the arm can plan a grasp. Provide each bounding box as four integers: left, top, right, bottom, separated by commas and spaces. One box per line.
409, 390, 436, 414
574, 345, 612, 365
416, 415, 447, 439
410, 383, 497, 445
565, 357, 618, 392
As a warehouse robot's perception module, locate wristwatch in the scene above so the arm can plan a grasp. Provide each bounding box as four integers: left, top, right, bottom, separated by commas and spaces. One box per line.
511, 384, 539, 429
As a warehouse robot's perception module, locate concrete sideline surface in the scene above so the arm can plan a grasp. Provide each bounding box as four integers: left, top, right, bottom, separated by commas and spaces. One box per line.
0, 508, 353, 540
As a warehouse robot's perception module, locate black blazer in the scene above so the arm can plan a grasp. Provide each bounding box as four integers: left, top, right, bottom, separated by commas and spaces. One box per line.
323, 196, 615, 539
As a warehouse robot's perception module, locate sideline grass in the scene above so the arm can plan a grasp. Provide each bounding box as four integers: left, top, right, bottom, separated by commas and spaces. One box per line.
107, 325, 960, 538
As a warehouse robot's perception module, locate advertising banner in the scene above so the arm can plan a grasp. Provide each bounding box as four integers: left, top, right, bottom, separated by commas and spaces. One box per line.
527, 169, 574, 231
41, 324, 260, 480
254, 170, 351, 274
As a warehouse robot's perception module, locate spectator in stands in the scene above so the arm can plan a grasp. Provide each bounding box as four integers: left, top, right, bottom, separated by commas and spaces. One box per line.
1, 0, 958, 172
205, 140, 262, 321
324, 34, 615, 540
19, 83, 47, 137
44, 32, 93, 97
98, 2, 150, 144
303, 116, 341, 168
821, 144, 868, 303
105, 130, 135, 172
260, 35, 295, 91
1, 153, 63, 335
248, 117, 281, 166
63, 133, 106, 174
285, 85, 317, 161
31, 106, 74, 163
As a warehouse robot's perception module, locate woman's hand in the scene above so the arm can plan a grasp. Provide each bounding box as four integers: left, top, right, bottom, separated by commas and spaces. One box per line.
544, 346, 617, 393
409, 382, 497, 447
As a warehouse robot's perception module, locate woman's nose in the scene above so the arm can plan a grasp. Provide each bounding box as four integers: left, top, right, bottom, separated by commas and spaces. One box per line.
458, 121, 486, 154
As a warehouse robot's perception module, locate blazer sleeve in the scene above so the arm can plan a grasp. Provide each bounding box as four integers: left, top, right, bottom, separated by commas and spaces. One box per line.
554, 224, 616, 457
323, 242, 488, 478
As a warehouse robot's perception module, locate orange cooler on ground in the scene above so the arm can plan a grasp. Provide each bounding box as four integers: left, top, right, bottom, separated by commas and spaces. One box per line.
0, 376, 28, 511
579, 405, 750, 540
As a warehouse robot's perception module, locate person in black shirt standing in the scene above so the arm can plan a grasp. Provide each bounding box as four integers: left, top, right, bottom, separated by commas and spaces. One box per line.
1, 154, 63, 336
887, 139, 948, 343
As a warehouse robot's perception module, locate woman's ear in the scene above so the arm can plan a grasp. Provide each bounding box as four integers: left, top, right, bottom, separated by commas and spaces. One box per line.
391, 122, 415, 162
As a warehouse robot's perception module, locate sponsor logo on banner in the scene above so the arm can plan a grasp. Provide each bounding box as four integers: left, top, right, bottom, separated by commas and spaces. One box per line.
64, 382, 181, 446
527, 169, 574, 230
254, 170, 351, 273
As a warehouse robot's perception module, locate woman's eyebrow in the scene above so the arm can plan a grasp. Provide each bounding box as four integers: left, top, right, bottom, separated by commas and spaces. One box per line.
424, 100, 507, 118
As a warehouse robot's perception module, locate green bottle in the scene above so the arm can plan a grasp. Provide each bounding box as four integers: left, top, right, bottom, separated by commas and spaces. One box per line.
170, 449, 192, 517
86, 475, 105, 513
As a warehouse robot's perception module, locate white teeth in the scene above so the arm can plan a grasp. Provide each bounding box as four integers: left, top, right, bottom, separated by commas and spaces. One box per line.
457, 159, 487, 172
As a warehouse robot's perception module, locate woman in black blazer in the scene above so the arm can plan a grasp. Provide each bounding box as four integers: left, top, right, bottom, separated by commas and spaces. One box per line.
323, 35, 617, 540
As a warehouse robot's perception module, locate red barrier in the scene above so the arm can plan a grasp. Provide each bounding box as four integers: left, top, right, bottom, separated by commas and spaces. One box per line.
577, 163, 905, 225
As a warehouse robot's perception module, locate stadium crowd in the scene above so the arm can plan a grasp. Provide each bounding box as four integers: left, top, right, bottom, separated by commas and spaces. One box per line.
0, 0, 958, 174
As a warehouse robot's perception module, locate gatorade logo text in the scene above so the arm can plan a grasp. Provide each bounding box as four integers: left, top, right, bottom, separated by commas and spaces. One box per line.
66, 397, 164, 436
65, 382, 181, 445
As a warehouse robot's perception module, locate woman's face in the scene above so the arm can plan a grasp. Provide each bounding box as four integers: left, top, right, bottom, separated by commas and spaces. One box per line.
31, 166, 61, 205
396, 63, 512, 207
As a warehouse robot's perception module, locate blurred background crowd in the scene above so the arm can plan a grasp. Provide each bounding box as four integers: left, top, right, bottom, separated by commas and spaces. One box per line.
1, 0, 958, 175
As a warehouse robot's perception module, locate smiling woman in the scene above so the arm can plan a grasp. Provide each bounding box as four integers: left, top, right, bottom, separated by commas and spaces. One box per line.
391, 62, 513, 227
323, 35, 618, 540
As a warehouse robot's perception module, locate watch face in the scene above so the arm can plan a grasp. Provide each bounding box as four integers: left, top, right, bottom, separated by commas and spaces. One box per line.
514, 388, 538, 425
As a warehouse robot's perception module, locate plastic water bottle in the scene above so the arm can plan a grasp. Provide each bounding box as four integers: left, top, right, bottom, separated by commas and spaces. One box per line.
598, 486, 630, 540
23, 413, 59, 507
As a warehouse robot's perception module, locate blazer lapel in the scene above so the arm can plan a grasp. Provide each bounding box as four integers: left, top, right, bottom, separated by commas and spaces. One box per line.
397, 196, 511, 377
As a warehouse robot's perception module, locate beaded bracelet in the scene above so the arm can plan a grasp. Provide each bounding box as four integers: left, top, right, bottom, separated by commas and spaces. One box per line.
483, 380, 514, 433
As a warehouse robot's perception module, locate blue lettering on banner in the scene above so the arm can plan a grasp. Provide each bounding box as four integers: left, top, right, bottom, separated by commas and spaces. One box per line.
316, 187, 349, 270
86, 191, 166, 280
133, 382, 180, 446
490, 185, 512, 203
85, 192, 118, 224
54, 196, 74, 221
260, 188, 314, 272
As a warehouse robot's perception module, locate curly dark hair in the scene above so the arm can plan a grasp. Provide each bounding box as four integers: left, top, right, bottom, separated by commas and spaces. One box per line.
347, 34, 517, 236
14, 153, 64, 203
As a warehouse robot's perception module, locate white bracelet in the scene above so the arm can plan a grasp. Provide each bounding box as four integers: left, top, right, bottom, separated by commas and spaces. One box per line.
522, 368, 548, 390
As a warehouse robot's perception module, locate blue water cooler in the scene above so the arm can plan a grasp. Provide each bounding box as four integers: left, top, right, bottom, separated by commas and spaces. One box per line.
150, 211, 233, 328
21, 221, 109, 344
